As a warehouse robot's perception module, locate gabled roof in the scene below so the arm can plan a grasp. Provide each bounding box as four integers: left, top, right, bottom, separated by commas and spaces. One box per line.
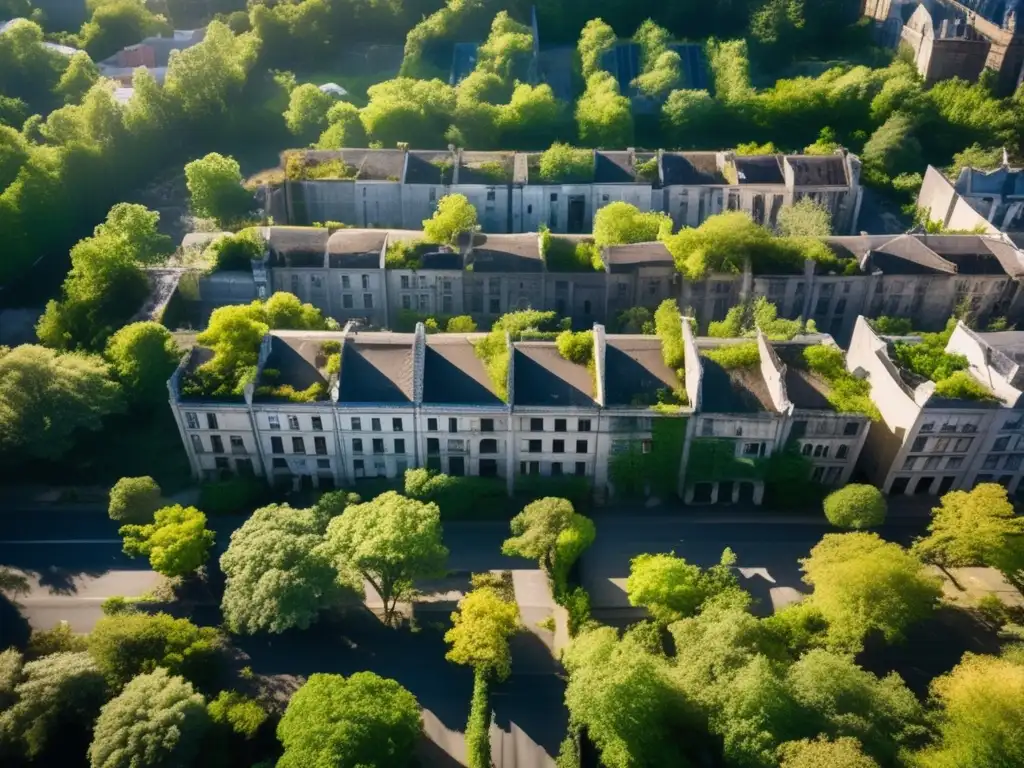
604, 336, 683, 407
405, 150, 453, 185
862, 234, 955, 275
512, 343, 598, 407
660, 152, 725, 186
337, 333, 415, 403
423, 336, 503, 405
459, 151, 521, 184
255, 335, 330, 402
467, 233, 542, 272
327, 229, 385, 269
594, 151, 638, 183
266, 227, 328, 268
785, 155, 848, 186
732, 155, 784, 185
604, 242, 673, 270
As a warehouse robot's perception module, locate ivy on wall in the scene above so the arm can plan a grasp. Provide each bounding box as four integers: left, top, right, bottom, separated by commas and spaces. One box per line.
608, 417, 687, 498
685, 438, 765, 483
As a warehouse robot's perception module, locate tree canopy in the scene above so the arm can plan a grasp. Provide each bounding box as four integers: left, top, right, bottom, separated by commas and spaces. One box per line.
800, 533, 941, 651
283, 83, 335, 140
445, 582, 520, 680
276, 672, 422, 768
107, 475, 162, 523
822, 485, 887, 530
626, 548, 747, 623
322, 491, 448, 625
87, 611, 223, 690
219, 503, 358, 634
0, 345, 123, 461
501, 496, 576, 573
184, 152, 253, 227
913, 483, 1024, 576
593, 202, 672, 247
88, 669, 210, 768
120, 504, 215, 578
104, 322, 180, 409
422, 193, 478, 245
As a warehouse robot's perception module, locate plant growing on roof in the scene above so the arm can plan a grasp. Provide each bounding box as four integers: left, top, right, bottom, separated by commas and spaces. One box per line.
423, 194, 478, 245
653, 299, 685, 372
537, 142, 593, 183
702, 341, 760, 369
592, 202, 672, 247
802, 345, 880, 419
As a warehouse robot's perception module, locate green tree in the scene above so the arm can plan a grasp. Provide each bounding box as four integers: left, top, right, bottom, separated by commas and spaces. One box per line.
593, 201, 671, 247
563, 626, 684, 768
823, 485, 886, 530
947, 144, 1003, 179
284, 83, 335, 139
120, 504, 214, 578
360, 77, 456, 148
626, 552, 706, 623
0, 346, 123, 461
915, 652, 1024, 768
87, 611, 222, 690
0, 652, 106, 762
184, 152, 253, 226
576, 71, 633, 147
316, 101, 368, 149
105, 321, 180, 408
277, 672, 422, 768
801, 533, 941, 651
322, 492, 448, 625
220, 504, 357, 634
89, 669, 209, 768
55, 51, 99, 104
445, 584, 520, 680
206, 690, 267, 740
777, 197, 832, 237
0, 648, 21, 710
0, 124, 29, 189
498, 83, 568, 149
423, 193, 477, 245
578, 18, 616, 80
778, 737, 879, 768
107, 475, 162, 523
662, 88, 720, 147
913, 484, 1024, 576
631, 20, 681, 98
501, 496, 576, 573
861, 111, 923, 184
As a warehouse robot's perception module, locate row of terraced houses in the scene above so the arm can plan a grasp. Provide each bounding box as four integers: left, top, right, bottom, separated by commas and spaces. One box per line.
168, 316, 1024, 505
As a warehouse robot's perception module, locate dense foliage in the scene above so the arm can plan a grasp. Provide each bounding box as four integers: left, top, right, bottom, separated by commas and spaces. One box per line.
445, 581, 520, 680
107, 475, 162, 523
104, 322, 180, 409
593, 202, 671, 248
802, 344, 880, 419
823, 484, 886, 529
276, 672, 421, 768
119, 504, 215, 578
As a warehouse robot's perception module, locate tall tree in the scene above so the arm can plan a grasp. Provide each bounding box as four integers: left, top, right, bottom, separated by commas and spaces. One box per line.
0, 652, 106, 763
184, 153, 253, 226
276, 672, 422, 768
79, 0, 170, 60
801, 533, 941, 651
626, 550, 745, 623
593, 202, 672, 247
915, 651, 1024, 768
55, 51, 99, 104
0, 345, 123, 461
777, 197, 833, 237
105, 321, 180, 409
577, 18, 616, 80
120, 504, 215, 578
445, 583, 520, 681
88, 669, 210, 768
913, 483, 1024, 577
283, 83, 335, 140
322, 492, 448, 626
422, 194, 478, 245
822, 485, 886, 530
576, 71, 633, 148
778, 737, 879, 768
219, 504, 358, 634
501, 496, 576, 573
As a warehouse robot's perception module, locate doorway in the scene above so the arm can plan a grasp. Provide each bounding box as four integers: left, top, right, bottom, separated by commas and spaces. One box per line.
738, 482, 755, 504
567, 195, 586, 233
889, 476, 910, 495
718, 481, 734, 504
914, 476, 934, 495
449, 456, 465, 477
937, 475, 955, 495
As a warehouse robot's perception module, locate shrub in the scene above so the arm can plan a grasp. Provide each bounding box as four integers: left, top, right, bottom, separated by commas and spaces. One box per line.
447, 315, 477, 332
653, 299, 685, 370
551, 516, 597, 599
198, 475, 268, 516
556, 330, 593, 365
823, 484, 887, 529
564, 587, 593, 637
702, 342, 760, 369
871, 316, 912, 335
803, 345, 880, 419
204, 229, 264, 272
474, 331, 510, 402
27, 621, 87, 658
384, 239, 425, 269
207, 691, 267, 739
541, 229, 602, 272
934, 370, 997, 401
403, 469, 506, 518
537, 143, 593, 183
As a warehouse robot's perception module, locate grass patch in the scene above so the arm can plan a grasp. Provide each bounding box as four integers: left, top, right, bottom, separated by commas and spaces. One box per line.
702, 341, 760, 369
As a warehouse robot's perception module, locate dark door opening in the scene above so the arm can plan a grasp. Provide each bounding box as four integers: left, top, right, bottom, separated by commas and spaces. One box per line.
938, 475, 955, 494
914, 476, 934, 495
889, 476, 910, 495
567, 196, 586, 233
480, 458, 498, 477
738, 482, 755, 504
718, 481, 734, 504
449, 456, 465, 477
692, 483, 713, 503
299, 475, 314, 492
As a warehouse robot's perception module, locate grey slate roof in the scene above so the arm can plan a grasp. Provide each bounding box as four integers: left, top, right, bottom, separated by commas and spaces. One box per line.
406, 151, 453, 185
512, 343, 598, 407
863, 235, 955, 275
256, 335, 330, 401
785, 155, 848, 186
604, 336, 683, 407
267, 227, 328, 268
661, 152, 725, 186
604, 242, 673, 270
423, 336, 503, 404
467, 233, 542, 272
733, 155, 785, 185
338, 334, 415, 403
594, 151, 637, 183
327, 229, 386, 268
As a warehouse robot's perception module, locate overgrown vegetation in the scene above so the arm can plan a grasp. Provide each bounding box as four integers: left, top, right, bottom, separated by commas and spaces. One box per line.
653, 299, 686, 375
702, 341, 760, 369
802, 345, 880, 419
892, 320, 995, 401
540, 229, 603, 272
708, 296, 813, 340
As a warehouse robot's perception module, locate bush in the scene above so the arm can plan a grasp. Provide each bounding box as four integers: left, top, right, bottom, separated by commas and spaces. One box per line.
465, 671, 492, 768
27, 621, 87, 658
934, 370, 997, 401
871, 316, 912, 335
447, 315, 477, 332
551, 516, 596, 600
198, 475, 268, 516
702, 342, 760, 369
403, 469, 507, 518
537, 143, 593, 183
207, 691, 267, 739
564, 587, 593, 637
653, 299, 685, 370
556, 330, 593, 365
108, 476, 162, 523
823, 485, 886, 529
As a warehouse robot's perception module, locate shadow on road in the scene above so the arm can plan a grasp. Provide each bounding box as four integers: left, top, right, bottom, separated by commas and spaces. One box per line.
0, 593, 30, 650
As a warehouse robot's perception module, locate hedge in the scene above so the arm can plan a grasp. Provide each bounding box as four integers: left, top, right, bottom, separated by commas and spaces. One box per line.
466, 671, 492, 768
